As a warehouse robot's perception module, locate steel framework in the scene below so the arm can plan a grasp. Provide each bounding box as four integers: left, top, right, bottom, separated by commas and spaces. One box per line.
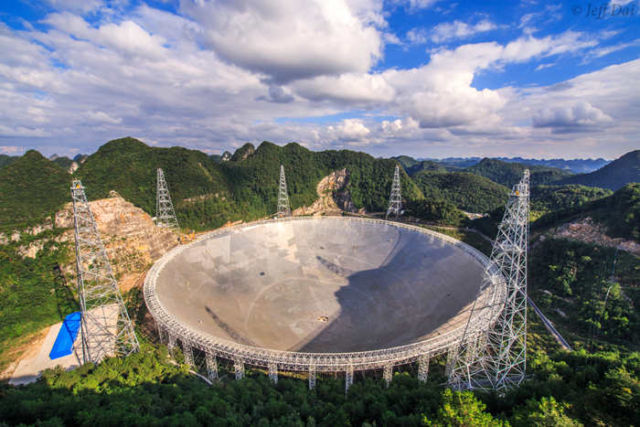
156, 168, 179, 229
386, 165, 402, 218
145, 216, 504, 389
448, 170, 530, 391
71, 180, 140, 364
277, 165, 291, 217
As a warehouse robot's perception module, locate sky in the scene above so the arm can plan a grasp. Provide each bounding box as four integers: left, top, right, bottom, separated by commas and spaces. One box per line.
0, 0, 638, 159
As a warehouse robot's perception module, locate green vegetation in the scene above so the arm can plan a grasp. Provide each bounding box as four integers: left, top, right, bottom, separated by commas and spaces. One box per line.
76, 138, 444, 229
0, 151, 71, 232
0, 232, 76, 370
601, 183, 640, 241
75, 137, 237, 230
413, 170, 509, 213
559, 150, 640, 190
230, 142, 256, 161
533, 183, 640, 242
0, 154, 16, 169
531, 184, 612, 213
3, 328, 639, 425
530, 238, 639, 345
51, 156, 74, 170
467, 158, 571, 187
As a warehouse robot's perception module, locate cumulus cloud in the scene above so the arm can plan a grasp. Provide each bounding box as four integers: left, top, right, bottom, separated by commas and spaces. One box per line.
328, 119, 371, 141
180, 0, 384, 83
532, 102, 613, 129
291, 73, 395, 104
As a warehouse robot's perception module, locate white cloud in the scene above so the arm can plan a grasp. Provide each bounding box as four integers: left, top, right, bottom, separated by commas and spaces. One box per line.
431, 19, 496, 43
327, 119, 371, 142
291, 73, 395, 104
86, 111, 122, 124
43, 0, 104, 14
180, 0, 384, 83
533, 101, 613, 129
406, 27, 428, 44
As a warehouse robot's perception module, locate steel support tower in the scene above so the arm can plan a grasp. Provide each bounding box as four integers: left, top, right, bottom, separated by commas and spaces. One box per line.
386, 165, 402, 218
71, 180, 140, 364
277, 164, 291, 217
156, 168, 179, 229
448, 170, 530, 391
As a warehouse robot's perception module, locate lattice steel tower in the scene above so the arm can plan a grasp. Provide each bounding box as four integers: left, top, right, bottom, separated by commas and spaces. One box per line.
448, 170, 530, 390
277, 164, 291, 217
156, 168, 179, 229
71, 180, 140, 364
386, 165, 402, 218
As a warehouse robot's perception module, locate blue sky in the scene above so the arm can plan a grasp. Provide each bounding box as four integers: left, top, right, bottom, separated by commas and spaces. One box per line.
0, 0, 638, 159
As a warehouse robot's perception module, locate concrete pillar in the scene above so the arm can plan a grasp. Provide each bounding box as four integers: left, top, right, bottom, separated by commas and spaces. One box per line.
182, 341, 194, 366
167, 333, 177, 352
308, 365, 317, 390
205, 352, 218, 382
268, 363, 278, 384
345, 365, 354, 394
383, 364, 393, 387
234, 359, 244, 380
418, 354, 430, 382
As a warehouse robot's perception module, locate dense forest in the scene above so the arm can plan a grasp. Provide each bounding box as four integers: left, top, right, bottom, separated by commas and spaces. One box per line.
0, 151, 71, 232
412, 170, 509, 213
466, 158, 572, 188
533, 183, 640, 241
71, 137, 434, 230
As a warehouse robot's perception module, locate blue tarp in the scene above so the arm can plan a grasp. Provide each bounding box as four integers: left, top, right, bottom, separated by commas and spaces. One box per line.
49, 311, 82, 360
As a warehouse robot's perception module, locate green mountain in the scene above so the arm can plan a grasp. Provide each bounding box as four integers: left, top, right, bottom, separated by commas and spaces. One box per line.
413, 171, 509, 213
466, 158, 571, 187
531, 184, 612, 213
0, 154, 17, 169
0, 151, 70, 231
534, 182, 640, 241
392, 155, 419, 169
74, 138, 441, 230
230, 142, 256, 161
50, 156, 74, 170
558, 150, 640, 190
74, 137, 236, 230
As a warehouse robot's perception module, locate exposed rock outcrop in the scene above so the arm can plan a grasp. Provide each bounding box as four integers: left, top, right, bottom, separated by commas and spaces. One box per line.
293, 169, 358, 216
54, 194, 180, 289
554, 217, 640, 255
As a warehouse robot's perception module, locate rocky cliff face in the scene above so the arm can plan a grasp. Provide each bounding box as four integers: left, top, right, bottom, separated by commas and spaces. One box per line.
55, 192, 179, 290
553, 217, 640, 256
10, 192, 179, 291
293, 169, 358, 216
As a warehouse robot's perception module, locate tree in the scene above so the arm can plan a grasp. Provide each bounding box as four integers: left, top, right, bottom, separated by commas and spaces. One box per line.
427, 389, 506, 426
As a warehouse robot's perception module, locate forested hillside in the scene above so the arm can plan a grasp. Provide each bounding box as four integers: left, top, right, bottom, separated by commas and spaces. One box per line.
531, 185, 612, 213
0, 151, 70, 231
0, 154, 16, 169
534, 183, 640, 241
412, 170, 509, 213
467, 158, 571, 187
559, 150, 640, 190
75, 137, 237, 230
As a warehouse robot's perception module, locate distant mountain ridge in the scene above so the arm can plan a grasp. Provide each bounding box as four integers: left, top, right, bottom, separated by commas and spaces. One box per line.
465, 158, 572, 188
557, 150, 640, 190
409, 156, 608, 174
